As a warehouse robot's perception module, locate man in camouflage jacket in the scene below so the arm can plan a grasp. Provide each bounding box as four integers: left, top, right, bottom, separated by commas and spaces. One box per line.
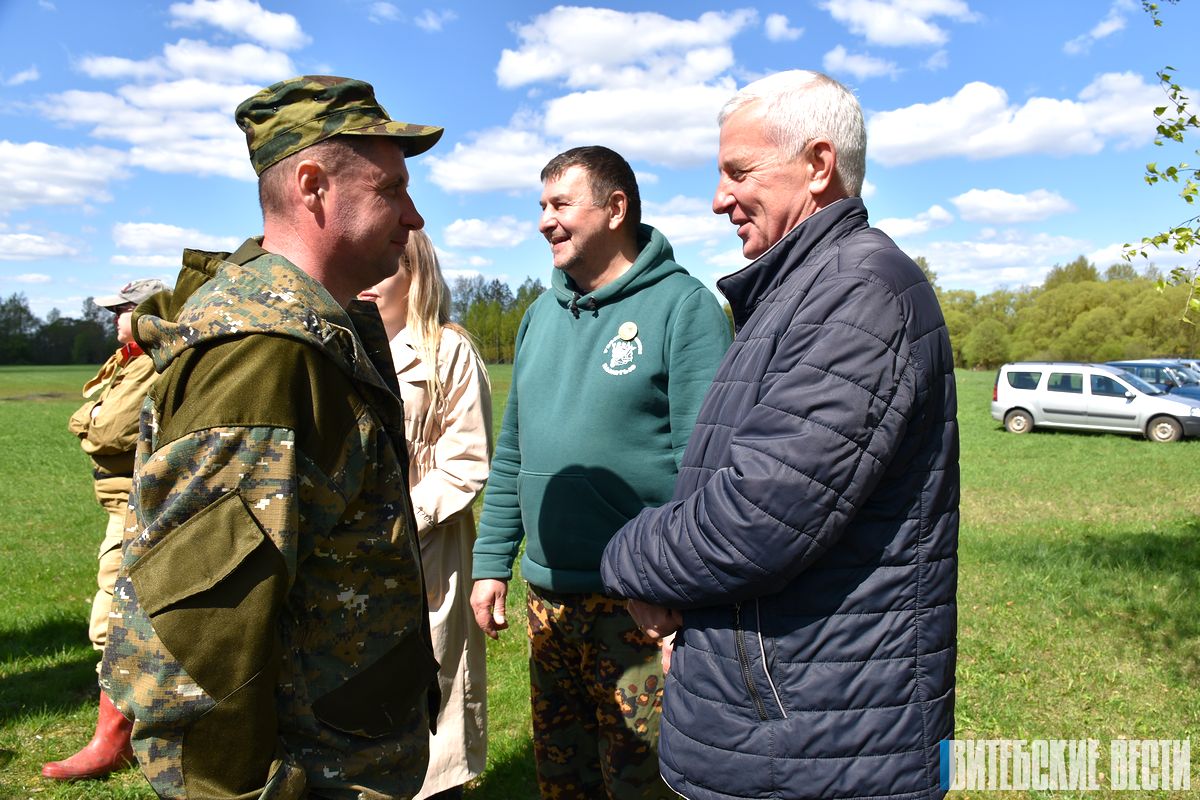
100, 76, 445, 800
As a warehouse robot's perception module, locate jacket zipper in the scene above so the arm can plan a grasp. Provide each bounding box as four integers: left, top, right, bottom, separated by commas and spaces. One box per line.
735, 602, 768, 720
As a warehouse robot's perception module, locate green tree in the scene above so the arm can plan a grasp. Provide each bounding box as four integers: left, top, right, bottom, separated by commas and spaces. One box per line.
961, 318, 1009, 369
1042, 255, 1100, 290
1104, 261, 1140, 281
1125, 0, 1200, 320
0, 293, 40, 364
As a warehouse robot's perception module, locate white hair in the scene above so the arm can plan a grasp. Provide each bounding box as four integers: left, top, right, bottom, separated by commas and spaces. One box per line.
718, 70, 867, 197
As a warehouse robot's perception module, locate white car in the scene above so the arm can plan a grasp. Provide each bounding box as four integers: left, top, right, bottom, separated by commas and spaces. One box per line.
991, 361, 1200, 442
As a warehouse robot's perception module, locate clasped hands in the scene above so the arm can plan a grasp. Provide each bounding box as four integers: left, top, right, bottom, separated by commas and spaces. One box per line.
626, 597, 681, 674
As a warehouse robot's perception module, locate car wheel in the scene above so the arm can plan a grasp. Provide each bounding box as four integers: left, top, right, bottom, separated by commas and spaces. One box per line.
1146, 415, 1183, 443
1004, 409, 1033, 434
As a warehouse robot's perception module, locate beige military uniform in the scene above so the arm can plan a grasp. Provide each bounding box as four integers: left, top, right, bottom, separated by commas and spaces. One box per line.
68, 346, 157, 655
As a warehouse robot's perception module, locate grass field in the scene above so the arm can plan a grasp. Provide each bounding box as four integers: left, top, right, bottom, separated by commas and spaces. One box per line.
0, 364, 1197, 799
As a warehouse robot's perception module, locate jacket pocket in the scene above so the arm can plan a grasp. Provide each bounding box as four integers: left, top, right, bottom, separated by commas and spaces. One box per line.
129, 489, 288, 701
311, 631, 440, 739
129, 489, 289, 796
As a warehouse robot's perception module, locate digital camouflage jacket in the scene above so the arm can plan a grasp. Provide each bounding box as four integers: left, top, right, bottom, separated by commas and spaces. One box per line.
100, 239, 438, 800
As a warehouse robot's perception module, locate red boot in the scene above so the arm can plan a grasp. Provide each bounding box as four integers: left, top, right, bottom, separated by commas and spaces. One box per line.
41, 692, 134, 781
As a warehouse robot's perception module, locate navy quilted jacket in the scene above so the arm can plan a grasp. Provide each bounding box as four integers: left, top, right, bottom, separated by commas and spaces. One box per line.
601, 198, 959, 800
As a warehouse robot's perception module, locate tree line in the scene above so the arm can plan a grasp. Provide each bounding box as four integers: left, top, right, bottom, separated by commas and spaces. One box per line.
0, 295, 116, 365
3, 255, 1196, 369
924, 255, 1200, 369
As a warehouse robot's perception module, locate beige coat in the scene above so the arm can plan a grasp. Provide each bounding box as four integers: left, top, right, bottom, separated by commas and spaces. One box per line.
391, 326, 492, 798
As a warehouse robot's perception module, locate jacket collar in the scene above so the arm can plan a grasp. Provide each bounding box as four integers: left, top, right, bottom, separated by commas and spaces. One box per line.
717, 197, 869, 331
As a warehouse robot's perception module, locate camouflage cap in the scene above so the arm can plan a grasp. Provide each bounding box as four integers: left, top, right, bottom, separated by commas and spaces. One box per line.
94, 278, 167, 310
235, 75, 444, 176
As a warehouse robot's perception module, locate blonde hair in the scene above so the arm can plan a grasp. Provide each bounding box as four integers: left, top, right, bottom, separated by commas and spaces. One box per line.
402, 230, 477, 408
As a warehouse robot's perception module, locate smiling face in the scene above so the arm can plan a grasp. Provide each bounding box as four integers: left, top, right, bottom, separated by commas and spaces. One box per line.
713, 104, 817, 260
538, 165, 617, 281
325, 137, 424, 294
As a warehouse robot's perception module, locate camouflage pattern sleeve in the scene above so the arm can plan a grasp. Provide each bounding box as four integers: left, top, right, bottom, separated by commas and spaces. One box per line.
100, 414, 328, 799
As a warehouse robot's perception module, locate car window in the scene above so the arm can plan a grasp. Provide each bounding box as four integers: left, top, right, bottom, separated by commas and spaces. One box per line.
1048, 372, 1083, 393
1006, 370, 1042, 390
1111, 369, 1163, 395
1165, 367, 1199, 386
1090, 375, 1128, 397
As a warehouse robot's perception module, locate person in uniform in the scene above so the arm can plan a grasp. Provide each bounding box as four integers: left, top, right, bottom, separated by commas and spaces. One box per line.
100, 75, 445, 800
42, 278, 165, 782
359, 229, 492, 800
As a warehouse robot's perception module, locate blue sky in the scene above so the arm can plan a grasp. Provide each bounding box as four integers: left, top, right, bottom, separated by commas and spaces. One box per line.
1, 0, 1197, 318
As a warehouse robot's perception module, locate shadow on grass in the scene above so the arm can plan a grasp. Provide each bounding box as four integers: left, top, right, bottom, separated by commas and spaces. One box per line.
1075, 519, 1200, 671
466, 739, 537, 799
976, 516, 1200, 681
0, 616, 100, 721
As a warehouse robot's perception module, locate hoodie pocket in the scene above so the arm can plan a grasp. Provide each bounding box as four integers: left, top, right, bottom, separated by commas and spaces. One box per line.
519, 470, 635, 573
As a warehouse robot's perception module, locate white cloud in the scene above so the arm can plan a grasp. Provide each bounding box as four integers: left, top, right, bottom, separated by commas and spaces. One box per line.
4, 140, 129, 213
415, 9, 457, 32
368, 2, 401, 23
160, 40, 295, 83
118, 76, 264, 111
437, 249, 493, 270
43, 81, 261, 181
923, 49, 949, 71
443, 217, 534, 248
951, 188, 1075, 224
1064, 0, 1134, 55
168, 0, 310, 50
78, 54, 168, 81
5, 66, 40, 86
875, 204, 953, 238
869, 72, 1161, 166
497, 7, 756, 89
427, 126, 559, 194
112, 223, 240, 265
1090, 241, 1196, 271
764, 13, 803, 42
542, 81, 735, 168
821, 0, 977, 47
643, 196, 729, 245
80, 41, 293, 85
13, 273, 53, 283
861, 179, 878, 199
704, 246, 750, 270
0, 233, 79, 260
823, 45, 898, 81
905, 230, 1094, 291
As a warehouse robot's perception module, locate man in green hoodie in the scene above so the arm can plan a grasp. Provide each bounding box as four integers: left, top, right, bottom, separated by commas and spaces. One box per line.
470, 146, 731, 799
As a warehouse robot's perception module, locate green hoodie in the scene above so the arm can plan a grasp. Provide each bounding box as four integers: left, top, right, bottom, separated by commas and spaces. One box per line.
473, 224, 731, 593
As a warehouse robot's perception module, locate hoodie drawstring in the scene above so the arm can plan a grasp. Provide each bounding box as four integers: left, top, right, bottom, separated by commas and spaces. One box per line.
568, 292, 598, 319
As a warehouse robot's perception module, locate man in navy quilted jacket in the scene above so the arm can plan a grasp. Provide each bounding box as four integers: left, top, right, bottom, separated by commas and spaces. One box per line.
600, 70, 959, 800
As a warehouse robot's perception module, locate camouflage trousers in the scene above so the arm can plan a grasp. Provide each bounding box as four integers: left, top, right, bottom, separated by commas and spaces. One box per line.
526, 584, 676, 800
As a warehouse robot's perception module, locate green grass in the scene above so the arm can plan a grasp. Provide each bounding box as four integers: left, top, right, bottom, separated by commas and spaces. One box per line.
0, 366, 1196, 798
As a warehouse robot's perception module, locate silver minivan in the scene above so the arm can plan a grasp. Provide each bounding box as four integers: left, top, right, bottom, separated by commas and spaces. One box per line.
991, 362, 1200, 442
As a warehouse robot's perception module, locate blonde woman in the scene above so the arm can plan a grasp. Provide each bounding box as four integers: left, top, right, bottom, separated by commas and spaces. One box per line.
359, 230, 492, 800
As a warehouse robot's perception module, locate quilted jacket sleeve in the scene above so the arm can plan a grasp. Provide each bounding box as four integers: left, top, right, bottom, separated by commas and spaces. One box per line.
602, 268, 918, 607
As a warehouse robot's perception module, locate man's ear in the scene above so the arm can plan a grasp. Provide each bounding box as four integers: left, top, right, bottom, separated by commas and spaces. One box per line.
807, 139, 839, 199
606, 190, 629, 231
297, 159, 327, 213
